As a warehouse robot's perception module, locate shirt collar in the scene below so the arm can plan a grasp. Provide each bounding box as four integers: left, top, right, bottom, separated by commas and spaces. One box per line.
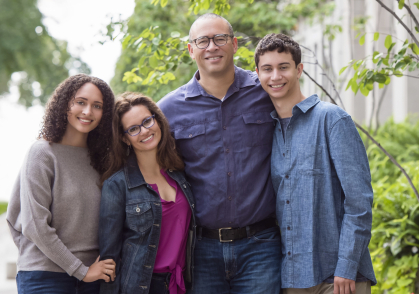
293, 94, 320, 114
124, 153, 146, 189
185, 66, 257, 100
270, 94, 320, 120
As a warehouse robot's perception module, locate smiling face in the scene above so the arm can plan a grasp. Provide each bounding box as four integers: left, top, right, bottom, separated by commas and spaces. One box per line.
188, 18, 238, 78
121, 105, 161, 155
66, 82, 104, 136
256, 50, 303, 101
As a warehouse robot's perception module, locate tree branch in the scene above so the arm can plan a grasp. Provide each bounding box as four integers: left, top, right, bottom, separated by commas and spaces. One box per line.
303, 69, 419, 203
397, 0, 419, 34
376, 0, 419, 49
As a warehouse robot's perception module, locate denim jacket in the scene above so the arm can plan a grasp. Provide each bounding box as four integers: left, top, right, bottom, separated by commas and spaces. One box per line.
99, 154, 196, 294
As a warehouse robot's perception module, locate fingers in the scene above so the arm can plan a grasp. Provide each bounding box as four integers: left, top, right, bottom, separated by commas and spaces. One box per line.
350, 280, 356, 294
102, 259, 116, 265
101, 273, 111, 283
333, 279, 339, 294
95, 255, 100, 263
334, 277, 356, 294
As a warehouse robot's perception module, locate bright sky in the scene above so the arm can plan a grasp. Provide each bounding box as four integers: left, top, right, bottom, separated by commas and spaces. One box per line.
0, 0, 135, 202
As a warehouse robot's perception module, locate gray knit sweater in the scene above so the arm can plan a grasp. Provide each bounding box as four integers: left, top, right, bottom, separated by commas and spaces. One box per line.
6, 140, 101, 280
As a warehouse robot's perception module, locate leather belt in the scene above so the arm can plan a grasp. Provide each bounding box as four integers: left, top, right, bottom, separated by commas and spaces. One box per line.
199, 218, 277, 242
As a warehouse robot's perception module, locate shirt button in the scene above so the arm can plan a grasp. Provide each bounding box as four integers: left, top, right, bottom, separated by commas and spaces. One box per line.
227, 172, 232, 177
226, 148, 229, 153
285, 175, 289, 179
189, 134, 193, 138
286, 200, 290, 204
168, 169, 173, 172
136, 207, 141, 213
223, 126, 227, 130
288, 251, 291, 256
183, 184, 187, 188
282, 153, 285, 157
287, 226, 291, 230
228, 196, 232, 201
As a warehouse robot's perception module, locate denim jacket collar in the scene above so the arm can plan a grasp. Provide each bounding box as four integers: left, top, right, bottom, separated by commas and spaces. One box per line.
185, 66, 256, 100
123, 153, 147, 189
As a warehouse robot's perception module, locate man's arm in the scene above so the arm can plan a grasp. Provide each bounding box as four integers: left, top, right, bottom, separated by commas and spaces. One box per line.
328, 115, 373, 288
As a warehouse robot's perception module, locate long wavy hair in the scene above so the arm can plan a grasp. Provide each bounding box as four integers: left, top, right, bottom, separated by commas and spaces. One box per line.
38, 74, 115, 175
101, 92, 184, 183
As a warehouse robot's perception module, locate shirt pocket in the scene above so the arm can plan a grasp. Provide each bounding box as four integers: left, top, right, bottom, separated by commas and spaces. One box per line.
297, 144, 325, 175
125, 202, 153, 233
242, 112, 275, 147
174, 124, 207, 159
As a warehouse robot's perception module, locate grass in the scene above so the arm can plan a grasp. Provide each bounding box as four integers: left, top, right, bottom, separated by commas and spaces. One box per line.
0, 202, 8, 215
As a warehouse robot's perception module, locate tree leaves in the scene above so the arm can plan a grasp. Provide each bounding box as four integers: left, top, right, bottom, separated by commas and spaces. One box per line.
385, 35, 393, 49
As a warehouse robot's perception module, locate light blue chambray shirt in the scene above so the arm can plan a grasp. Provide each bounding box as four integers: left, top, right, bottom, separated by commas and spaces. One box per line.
271, 94, 376, 288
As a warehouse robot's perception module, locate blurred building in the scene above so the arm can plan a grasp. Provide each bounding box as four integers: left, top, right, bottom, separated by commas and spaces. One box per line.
294, 0, 419, 125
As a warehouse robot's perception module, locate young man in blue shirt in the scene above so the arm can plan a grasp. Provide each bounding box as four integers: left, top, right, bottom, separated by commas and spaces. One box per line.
255, 33, 376, 294
158, 14, 281, 294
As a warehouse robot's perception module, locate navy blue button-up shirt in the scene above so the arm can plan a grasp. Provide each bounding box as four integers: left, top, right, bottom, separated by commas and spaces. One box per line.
271, 94, 376, 288
158, 66, 276, 229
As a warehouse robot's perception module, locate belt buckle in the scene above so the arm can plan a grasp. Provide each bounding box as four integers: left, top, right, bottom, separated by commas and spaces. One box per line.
218, 227, 233, 242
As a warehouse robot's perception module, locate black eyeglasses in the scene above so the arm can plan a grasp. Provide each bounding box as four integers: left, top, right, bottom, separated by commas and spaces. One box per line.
191, 34, 234, 49
124, 115, 155, 136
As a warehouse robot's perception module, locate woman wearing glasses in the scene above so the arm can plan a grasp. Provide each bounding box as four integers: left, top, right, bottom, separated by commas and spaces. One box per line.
99, 92, 196, 294
6, 74, 116, 293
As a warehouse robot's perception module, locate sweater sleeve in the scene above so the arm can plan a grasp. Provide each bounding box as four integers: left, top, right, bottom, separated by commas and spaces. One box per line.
19, 143, 89, 280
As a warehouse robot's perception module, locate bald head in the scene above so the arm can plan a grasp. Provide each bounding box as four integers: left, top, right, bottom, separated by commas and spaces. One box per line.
189, 13, 234, 42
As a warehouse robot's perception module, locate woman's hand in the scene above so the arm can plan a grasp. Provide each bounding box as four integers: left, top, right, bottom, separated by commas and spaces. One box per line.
83, 256, 116, 283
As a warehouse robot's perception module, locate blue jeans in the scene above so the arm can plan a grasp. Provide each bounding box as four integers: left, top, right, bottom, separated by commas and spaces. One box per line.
16, 271, 100, 294
149, 272, 171, 294
188, 226, 282, 294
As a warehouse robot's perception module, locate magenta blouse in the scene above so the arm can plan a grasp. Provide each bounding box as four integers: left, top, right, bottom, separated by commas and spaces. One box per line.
149, 169, 191, 294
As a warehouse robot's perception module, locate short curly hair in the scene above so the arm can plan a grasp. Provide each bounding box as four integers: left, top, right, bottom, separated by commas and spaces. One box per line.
255, 33, 301, 69
38, 74, 115, 175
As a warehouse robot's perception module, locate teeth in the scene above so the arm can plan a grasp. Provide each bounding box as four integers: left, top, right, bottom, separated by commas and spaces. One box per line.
208, 57, 221, 60
79, 118, 92, 123
141, 135, 153, 142
271, 84, 285, 88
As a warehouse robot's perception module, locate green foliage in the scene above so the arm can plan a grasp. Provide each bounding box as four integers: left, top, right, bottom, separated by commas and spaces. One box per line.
341, 2, 419, 97
360, 118, 419, 293
0, 202, 7, 215
113, 0, 334, 99
0, 0, 90, 106
109, 0, 196, 99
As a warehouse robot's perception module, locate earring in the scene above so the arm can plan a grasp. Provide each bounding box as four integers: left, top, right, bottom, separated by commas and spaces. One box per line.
126, 144, 131, 156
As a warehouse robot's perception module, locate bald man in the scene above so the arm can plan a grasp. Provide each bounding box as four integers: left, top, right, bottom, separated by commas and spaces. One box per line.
158, 13, 281, 294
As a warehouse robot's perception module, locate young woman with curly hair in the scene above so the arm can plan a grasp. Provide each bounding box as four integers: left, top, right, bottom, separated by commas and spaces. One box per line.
7, 74, 117, 294
99, 92, 196, 294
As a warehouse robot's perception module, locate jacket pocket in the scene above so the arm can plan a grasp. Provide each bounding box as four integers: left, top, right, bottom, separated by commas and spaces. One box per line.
174, 124, 207, 159
125, 202, 153, 233
242, 112, 274, 147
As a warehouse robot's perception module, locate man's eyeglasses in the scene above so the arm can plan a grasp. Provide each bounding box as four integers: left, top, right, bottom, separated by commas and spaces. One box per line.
191, 34, 234, 49
124, 115, 155, 136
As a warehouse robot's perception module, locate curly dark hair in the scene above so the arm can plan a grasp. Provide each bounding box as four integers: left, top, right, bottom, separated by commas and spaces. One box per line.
38, 74, 115, 175
101, 92, 184, 183
255, 33, 301, 69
